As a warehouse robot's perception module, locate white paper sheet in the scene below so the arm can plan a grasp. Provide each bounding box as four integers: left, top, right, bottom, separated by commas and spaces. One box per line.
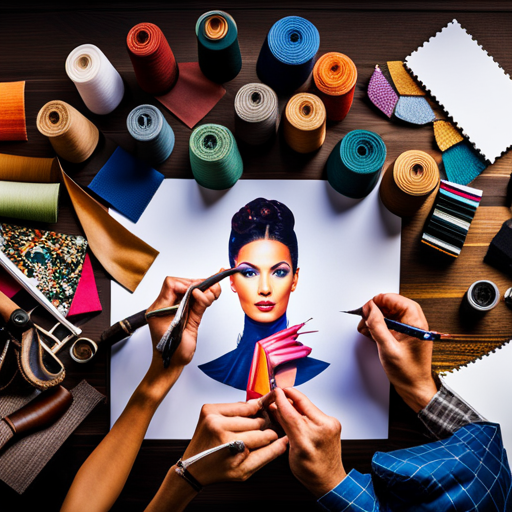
405, 19, 512, 163
110, 179, 401, 439
442, 341, 512, 453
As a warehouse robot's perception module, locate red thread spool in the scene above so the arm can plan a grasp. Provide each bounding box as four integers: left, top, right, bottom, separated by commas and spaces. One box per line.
126, 23, 179, 96
313, 52, 357, 122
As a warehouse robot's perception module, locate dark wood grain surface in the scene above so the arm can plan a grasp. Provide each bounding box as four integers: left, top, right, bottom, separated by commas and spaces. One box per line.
1, 2, 511, 510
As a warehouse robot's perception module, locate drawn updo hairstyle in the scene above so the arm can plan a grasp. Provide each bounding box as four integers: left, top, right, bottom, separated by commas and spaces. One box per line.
229, 197, 298, 272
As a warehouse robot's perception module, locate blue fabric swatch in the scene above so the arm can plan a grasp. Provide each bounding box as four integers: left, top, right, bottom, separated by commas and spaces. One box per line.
88, 146, 164, 223
199, 314, 329, 390
394, 96, 435, 125
442, 141, 487, 186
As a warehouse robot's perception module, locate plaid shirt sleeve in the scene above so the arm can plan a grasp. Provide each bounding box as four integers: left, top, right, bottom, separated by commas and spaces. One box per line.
417, 375, 486, 440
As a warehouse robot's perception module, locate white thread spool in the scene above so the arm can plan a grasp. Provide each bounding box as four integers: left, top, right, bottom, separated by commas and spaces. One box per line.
65, 44, 125, 115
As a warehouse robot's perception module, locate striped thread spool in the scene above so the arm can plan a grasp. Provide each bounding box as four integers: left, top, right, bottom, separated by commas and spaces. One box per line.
380, 150, 440, 217
36, 100, 99, 163
256, 16, 320, 93
283, 93, 326, 154
234, 83, 278, 145
0, 181, 59, 223
127, 104, 174, 165
313, 52, 357, 122
326, 130, 387, 198
65, 44, 125, 115
126, 23, 178, 96
196, 10, 242, 83
189, 124, 243, 190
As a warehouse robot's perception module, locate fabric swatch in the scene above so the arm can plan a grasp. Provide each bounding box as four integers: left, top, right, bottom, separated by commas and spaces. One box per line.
61, 171, 159, 293
394, 96, 435, 125
0, 81, 27, 141
367, 65, 398, 118
68, 253, 102, 317
0, 267, 21, 298
422, 180, 482, 257
156, 62, 226, 129
387, 61, 424, 96
0, 223, 87, 315
88, 146, 164, 223
0, 153, 61, 183
442, 141, 487, 185
433, 120, 464, 152
0, 381, 104, 494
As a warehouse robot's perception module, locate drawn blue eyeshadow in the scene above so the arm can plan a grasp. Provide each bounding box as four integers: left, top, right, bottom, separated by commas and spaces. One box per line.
273, 268, 290, 278
241, 269, 258, 278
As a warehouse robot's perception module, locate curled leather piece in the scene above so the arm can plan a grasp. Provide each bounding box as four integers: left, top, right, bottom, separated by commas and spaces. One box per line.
17, 328, 65, 391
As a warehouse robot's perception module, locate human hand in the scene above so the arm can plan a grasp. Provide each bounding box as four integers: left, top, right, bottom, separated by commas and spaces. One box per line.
179, 399, 288, 486
270, 387, 346, 498
358, 293, 438, 412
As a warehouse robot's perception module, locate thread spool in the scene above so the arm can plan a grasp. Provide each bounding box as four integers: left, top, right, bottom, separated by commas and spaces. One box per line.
256, 16, 320, 93
326, 130, 387, 199
189, 124, 243, 190
36, 100, 99, 163
283, 93, 326, 154
462, 280, 500, 314
380, 150, 440, 217
196, 11, 242, 83
313, 52, 357, 122
127, 104, 175, 165
234, 83, 278, 145
126, 22, 179, 96
0, 181, 59, 223
65, 44, 125, 115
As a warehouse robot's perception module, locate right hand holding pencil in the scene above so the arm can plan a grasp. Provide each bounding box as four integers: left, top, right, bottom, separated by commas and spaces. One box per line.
358, 293, 438, 413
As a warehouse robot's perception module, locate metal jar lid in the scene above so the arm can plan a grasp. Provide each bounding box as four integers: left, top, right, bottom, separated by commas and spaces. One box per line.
467, 280, 500, 312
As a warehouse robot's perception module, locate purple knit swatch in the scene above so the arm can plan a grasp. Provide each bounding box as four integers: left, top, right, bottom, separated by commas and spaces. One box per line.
368, 66, 398, 118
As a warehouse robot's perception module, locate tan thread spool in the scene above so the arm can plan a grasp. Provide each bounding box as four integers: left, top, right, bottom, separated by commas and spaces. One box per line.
204, 14, 228, 40
283, 93, 326, 154
380, 150, 440, 217
36, 100, 99, 163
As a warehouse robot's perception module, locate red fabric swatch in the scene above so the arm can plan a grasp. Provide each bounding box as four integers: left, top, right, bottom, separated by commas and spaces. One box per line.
68, 253, 102, 318
0, 267, 21, 298
156, 62, 226, 129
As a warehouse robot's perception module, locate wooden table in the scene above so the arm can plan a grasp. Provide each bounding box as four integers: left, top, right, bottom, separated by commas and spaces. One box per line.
1, 2, 511, 510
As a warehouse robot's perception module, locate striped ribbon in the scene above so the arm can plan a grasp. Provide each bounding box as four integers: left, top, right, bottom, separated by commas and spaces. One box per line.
313, 52, 357, 122
189, 124, 243, 190
0, 182, 59, 223
126, 23, 179, 96
234, 83, 278, 145
0, 81, 27, 141
380, 150, 440, 217
65, 44, 125, 115
127, 104, 175, 165
326, 130, 387, 198
36, 100, 99, 163
196, 11, 242, 83
283, 93, 326, 154
256, 16, 320, 93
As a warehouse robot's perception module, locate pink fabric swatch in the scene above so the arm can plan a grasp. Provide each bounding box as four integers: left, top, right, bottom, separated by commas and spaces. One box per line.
156, 62, 226, 129
0, 268, 21, 298
68, 253, 102, 318
368, 66, 398, 118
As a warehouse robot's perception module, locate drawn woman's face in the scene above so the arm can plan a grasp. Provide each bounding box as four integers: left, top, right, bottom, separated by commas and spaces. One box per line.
230, 239, 299, 323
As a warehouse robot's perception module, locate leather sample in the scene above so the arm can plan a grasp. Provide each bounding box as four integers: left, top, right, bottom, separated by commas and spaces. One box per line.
0, 81, 27, 141
0, 153, 61, 183
61, 171, 159, 292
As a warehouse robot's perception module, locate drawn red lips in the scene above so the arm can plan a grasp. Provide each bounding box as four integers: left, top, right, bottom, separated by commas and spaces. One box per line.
255, 301, 276, 312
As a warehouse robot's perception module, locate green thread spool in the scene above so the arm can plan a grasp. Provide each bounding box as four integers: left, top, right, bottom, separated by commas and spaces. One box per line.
326, 129, 387, 199
195, 10, 242, 83
189, 124, 243, 190
0, 181, 59, 223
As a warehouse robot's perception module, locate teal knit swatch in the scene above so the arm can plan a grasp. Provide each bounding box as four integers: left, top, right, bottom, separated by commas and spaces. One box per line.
326, 130, 387, 198
442, 141, 487, 186
189, 124, 243, 190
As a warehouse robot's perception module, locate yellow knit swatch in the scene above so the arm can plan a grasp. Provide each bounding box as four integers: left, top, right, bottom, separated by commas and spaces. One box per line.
433, 120, 464, 152
387, 61, 424, 96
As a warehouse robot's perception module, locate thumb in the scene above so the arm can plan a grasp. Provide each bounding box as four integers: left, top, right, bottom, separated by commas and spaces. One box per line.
363, 300, 397, 350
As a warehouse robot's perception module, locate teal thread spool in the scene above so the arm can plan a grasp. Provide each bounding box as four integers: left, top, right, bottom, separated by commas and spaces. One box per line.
127, 104, 175, 165
326, 130, 387, 198
189, 124, 243, 190
196, 10, 242, 83
0, 181, 60, 223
